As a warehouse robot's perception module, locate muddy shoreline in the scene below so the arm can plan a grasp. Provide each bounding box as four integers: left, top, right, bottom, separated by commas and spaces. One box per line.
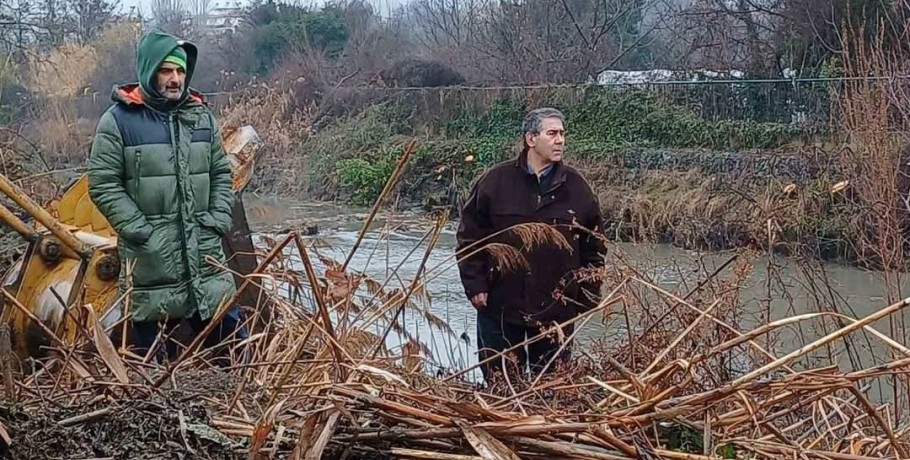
252, 145, 864, 268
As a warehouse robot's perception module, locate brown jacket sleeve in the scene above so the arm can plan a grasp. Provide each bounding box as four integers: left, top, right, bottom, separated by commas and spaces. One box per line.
456, 173, 492, 299
577, 185, 607, 311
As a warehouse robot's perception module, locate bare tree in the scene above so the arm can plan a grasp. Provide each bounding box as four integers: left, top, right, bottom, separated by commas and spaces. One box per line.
37, 0, 70, 46
150, 0, 188, 34
409, 0, 478, 49
70, 0, 116, 44
664, 0, 907, 76
0, 0, 46, 55
663, 0, 773, 74
188, 0, 210, 35
408, 0, 664, 84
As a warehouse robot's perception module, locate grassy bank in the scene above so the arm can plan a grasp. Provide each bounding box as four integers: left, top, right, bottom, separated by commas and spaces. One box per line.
247, 84, 861, 263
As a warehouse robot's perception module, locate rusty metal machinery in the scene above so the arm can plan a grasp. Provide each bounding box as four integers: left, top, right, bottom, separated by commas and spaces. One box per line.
0, 125, 263, 366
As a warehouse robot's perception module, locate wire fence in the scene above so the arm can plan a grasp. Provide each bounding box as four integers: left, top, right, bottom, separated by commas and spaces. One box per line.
71, 74, 898, 129
308, 79, 836, 132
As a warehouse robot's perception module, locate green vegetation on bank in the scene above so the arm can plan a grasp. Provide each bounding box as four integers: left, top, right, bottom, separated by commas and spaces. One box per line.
276, 83, 862, 263
308, 87, 810, 205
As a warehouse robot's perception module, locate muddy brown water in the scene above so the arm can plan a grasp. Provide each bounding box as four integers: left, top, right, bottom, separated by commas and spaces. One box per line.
243, 197, 910, 402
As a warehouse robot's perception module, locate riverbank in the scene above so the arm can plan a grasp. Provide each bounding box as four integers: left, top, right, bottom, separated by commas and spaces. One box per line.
236, 85, 880, 267
251, 136, 857, 265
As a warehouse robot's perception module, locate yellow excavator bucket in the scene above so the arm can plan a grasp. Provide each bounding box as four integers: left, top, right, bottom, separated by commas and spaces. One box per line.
0, 125, 262, 366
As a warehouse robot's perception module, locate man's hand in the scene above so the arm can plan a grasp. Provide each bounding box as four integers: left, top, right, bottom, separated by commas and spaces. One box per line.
471, 292, 488, 309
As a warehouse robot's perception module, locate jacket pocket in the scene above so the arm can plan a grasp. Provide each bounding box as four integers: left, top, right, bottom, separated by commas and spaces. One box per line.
487, 271, 528, 325
120, 217, 183, 288
196, 213, 226, 277
487, 200, 529, 232
538, 210, 583, 255
191, 128, 212, 143
133, 148, 142, 201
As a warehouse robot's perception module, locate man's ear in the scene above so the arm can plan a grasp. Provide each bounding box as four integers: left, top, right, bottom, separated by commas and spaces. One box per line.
525, 132, 536, 148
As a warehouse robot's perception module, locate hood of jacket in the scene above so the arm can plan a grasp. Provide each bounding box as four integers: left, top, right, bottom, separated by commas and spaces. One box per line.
112, 29, 200, 112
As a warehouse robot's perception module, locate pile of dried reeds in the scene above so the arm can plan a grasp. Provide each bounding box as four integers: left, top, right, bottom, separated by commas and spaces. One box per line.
3, 140, 910, 460
3, 231, 910, 460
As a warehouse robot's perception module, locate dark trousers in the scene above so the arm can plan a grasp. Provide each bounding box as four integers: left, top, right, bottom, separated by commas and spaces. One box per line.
476, 312, 573, 384
131, 306, 249, 364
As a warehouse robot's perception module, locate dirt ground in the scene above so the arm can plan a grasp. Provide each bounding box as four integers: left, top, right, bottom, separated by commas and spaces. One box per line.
0, 370, 261, 460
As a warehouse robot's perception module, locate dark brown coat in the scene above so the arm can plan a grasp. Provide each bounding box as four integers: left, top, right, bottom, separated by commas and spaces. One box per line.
456, 152, 607, 326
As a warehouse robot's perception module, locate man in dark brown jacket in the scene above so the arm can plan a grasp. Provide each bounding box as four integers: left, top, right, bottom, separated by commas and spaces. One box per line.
456, 107, 607, 383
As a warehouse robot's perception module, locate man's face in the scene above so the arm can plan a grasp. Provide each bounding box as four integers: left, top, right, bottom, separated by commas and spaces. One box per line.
156, 62, 186, 100
526, 117, 566, 163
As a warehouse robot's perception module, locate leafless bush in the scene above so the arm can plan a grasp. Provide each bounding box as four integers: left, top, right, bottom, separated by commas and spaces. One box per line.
834, 16, 910, 275
408, 0, 656, 84
776, 0, 910, 420
381, 58, 465, 87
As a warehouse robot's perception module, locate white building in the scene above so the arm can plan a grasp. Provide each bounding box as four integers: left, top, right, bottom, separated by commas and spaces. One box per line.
200, 3, 247, 34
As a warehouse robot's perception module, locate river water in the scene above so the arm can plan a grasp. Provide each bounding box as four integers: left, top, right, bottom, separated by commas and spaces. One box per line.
243, 197, 910, 394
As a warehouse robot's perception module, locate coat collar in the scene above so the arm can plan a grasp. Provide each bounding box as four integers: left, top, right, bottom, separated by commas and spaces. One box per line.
514, 148, 568, 190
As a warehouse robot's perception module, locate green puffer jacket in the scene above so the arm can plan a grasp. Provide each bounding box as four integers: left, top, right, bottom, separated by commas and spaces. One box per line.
87, 30, 237, 323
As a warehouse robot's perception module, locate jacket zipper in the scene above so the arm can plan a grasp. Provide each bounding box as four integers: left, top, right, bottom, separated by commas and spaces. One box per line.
169, 114, 191, 280
170, 114, 185, 215
531, 164, 561, 209
135, 149, 142, 185
132, 148, 142, 204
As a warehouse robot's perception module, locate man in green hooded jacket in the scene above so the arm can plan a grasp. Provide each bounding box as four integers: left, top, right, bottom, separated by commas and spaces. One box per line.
87, 29, 246, 360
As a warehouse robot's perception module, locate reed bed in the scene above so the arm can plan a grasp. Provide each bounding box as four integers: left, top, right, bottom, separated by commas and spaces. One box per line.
2, 141, 910, 460
2, 232, 909, 460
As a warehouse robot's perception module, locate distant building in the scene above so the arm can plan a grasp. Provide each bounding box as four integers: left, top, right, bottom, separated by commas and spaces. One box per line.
198, 3, 247, 35
145, 2, 247, 35
593, 69, 745, 86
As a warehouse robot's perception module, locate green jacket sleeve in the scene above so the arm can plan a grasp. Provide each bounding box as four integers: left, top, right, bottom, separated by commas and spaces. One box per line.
87, 110, 153, 245
206, 117, 234, 236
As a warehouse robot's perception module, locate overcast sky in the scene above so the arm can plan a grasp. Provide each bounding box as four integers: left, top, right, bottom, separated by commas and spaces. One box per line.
115, 0, 409, 17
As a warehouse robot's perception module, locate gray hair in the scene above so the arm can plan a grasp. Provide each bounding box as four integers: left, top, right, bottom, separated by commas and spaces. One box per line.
522, 107, 565, 136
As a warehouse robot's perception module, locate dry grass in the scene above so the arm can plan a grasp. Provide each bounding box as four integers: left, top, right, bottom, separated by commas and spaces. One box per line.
26, 43, 97, 99
217, 83, 313, 196
590, 169, 749, 250
835, 30, 908, 273
20, 23, 141, 167
582, 155, 859, 262
821, 1, 910, 415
